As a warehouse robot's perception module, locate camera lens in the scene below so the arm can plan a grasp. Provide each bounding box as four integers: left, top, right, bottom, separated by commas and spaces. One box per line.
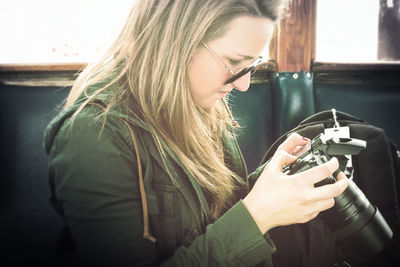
320, 179, 393, 262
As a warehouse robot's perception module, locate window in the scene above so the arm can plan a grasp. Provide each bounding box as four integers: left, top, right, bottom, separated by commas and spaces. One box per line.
316, 0, 400, 62
0, 0, 135, 64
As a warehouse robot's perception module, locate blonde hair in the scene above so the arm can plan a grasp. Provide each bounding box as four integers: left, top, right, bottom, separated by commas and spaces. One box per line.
66, 0, 282, 218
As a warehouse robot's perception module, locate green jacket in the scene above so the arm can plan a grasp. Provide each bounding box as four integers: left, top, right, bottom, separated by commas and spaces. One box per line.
44, 90, 275, 267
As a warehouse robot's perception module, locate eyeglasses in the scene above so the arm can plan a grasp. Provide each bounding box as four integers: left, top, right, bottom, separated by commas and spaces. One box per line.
202, 42, 264, 85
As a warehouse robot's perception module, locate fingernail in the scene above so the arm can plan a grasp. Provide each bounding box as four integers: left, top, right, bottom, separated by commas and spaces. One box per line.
302, 137, 310, 141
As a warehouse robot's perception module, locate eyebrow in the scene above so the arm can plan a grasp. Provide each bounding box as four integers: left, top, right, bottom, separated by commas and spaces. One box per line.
235, 53, 257, 61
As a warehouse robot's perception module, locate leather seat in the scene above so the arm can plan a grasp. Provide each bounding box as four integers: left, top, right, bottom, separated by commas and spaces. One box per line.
0, 84, 69, 265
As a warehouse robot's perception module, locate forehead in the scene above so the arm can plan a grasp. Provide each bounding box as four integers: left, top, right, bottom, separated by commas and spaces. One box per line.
207, 16, 275, 57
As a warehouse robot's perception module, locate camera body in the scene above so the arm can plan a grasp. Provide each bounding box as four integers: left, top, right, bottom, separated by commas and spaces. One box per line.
283, 132, 393, 263
283, 132, 366, 182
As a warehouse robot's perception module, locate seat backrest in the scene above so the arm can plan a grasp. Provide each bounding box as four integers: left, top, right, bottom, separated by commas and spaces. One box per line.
229, 82, 276, 172
0, 84, 69, 265
314, 81, 400, 146
230, 71, 400, 172
271, 71, 316, 137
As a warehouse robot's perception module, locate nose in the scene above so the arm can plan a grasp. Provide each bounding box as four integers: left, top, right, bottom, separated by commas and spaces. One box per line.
232, 71, 251, 92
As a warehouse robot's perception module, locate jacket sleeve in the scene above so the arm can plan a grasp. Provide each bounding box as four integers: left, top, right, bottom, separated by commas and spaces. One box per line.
48, 107, 275, 267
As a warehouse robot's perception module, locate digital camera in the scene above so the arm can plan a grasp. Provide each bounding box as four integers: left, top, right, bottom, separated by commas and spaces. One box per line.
284, 133, 393, 262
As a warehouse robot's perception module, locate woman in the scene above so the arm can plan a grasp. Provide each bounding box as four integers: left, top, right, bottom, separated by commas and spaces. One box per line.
44, 0, 349, 266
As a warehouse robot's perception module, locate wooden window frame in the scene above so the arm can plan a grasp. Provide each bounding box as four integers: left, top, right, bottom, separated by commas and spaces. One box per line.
1, 0, 399, 87
0, 61, 278, 87
270, 0, 400, 73
0, 63, 86, 87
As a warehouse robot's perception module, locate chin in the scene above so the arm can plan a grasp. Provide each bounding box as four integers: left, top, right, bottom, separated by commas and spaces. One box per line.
198, 101, 218, 112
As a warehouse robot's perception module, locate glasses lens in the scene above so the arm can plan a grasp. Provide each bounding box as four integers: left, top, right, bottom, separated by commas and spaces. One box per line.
224, 58, 263, 85
225, 67, 252, 84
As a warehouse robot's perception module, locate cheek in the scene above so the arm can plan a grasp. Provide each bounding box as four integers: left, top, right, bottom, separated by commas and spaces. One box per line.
188, 56, 224, 98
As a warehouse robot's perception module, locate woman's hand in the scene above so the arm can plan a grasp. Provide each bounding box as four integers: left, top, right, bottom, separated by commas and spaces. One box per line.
243, 133, 349, 234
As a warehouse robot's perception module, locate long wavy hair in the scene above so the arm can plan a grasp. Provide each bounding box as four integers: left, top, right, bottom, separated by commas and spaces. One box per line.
66, 0, 282, 218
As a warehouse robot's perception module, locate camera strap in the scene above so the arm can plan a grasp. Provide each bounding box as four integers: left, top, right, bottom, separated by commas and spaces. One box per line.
323, 109, 350, 138
324, 109, 353, 177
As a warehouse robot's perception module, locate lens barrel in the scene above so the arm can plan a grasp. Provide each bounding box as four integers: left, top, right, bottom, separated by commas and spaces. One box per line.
320, 179, 393, 262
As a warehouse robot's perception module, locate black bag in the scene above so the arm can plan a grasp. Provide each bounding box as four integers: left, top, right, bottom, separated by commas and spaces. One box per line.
263, 110, 400, 267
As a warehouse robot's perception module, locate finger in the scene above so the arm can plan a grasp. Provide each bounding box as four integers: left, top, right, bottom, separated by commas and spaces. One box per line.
292, 142, 311, 157
269, 150, 297, 171
336, 171, 347, 181
309, 177, 349, 201
311, 198, 335, 214
298, 212, 319, 223
277, 133, 310, 154
308, 212, 320, 221
298, 199, 335, 224
296, 157, 339, 185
